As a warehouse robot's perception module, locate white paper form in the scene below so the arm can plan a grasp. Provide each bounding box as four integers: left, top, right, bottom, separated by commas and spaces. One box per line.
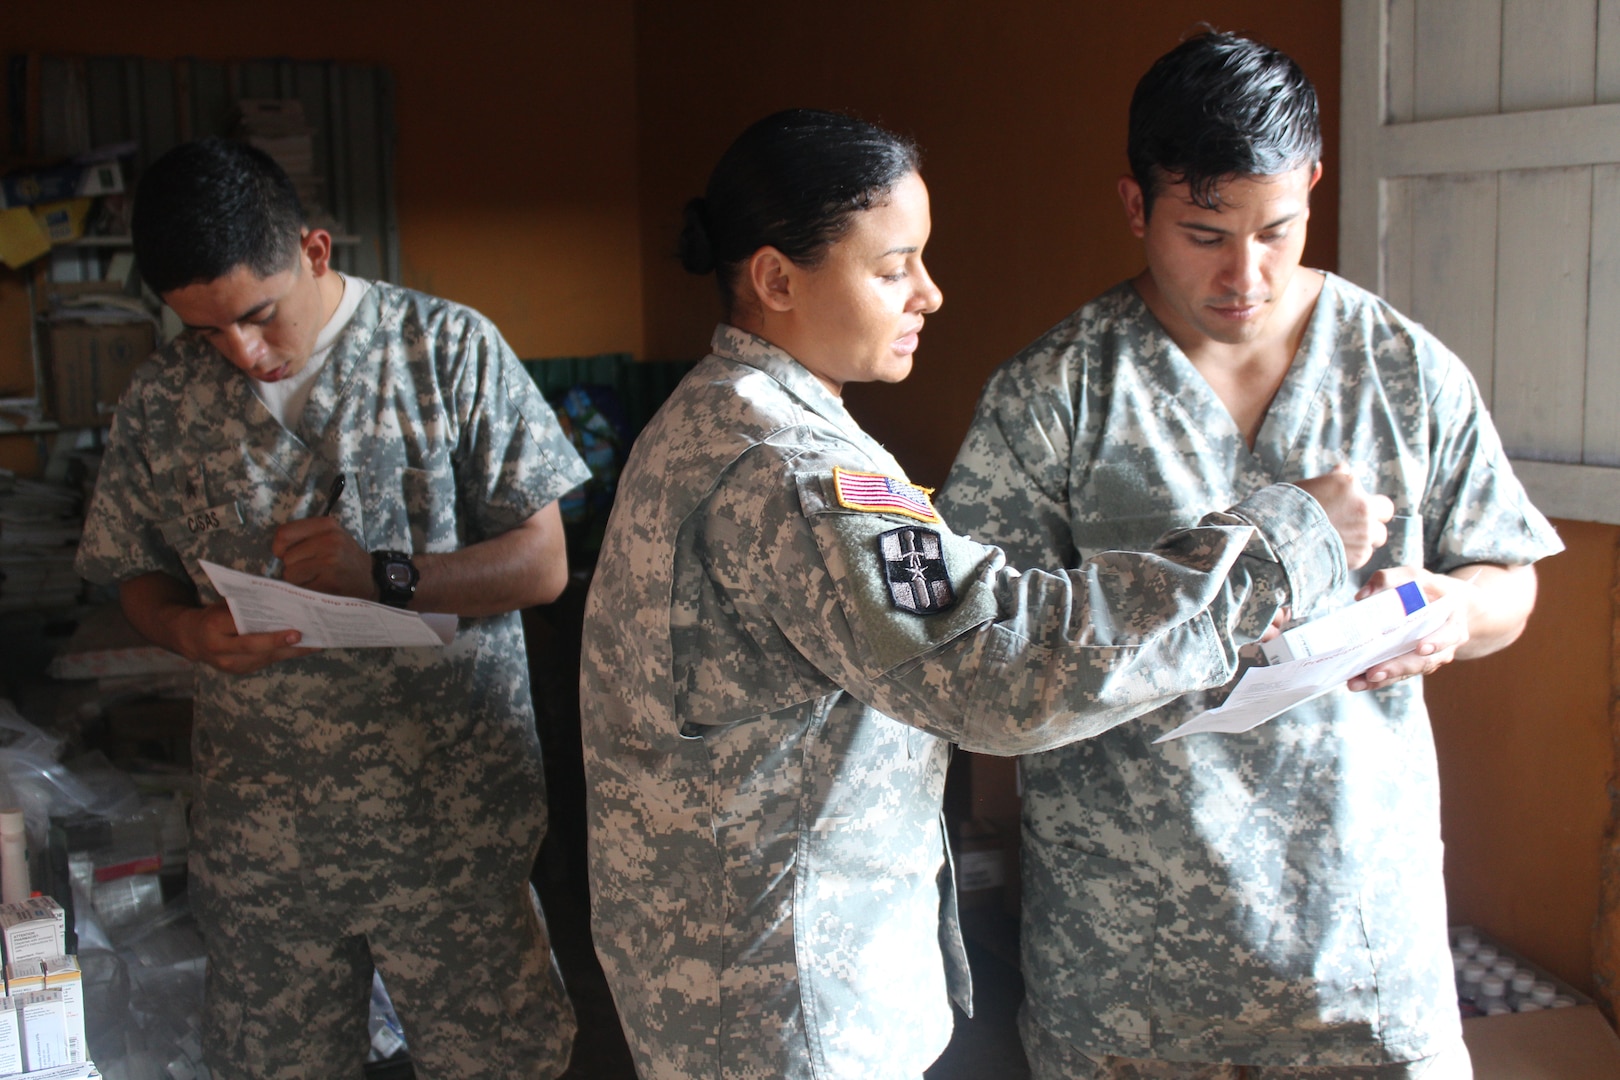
199, 560, 457, 649
1154, 595, 1454, 743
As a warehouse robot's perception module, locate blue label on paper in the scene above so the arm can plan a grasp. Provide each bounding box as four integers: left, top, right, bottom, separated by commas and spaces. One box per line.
1396, 580, 1426, 614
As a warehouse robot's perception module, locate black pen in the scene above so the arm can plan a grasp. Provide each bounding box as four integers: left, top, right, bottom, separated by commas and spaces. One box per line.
321, 472, 347, 516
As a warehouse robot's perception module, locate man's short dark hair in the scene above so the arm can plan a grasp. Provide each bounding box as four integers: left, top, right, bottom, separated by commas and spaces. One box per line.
1128, 31, 1321, 215
132, 137, 306, 295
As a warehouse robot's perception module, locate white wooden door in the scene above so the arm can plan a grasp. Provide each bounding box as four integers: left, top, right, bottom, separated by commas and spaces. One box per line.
1341, 0, 1620, 523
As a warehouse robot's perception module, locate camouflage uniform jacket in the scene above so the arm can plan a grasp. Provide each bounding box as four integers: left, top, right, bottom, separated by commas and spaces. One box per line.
580, 325, 1348, 1080
76, 281, 589, 1052
940, 273, 1563, 1067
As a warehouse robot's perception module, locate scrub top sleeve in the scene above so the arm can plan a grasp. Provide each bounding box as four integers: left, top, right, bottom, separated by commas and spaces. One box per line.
939, 350, 1080, 570
76, 385, 189, 586
1418, 347, 1563, 571
446, 321, 591, 540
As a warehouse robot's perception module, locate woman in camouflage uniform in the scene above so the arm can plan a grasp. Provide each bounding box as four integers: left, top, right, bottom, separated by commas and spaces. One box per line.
579, 109, 1370, 1080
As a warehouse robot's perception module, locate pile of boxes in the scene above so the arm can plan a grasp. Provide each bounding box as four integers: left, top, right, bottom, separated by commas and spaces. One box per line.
234, 101, 338, 233
0, 897, 94, 1077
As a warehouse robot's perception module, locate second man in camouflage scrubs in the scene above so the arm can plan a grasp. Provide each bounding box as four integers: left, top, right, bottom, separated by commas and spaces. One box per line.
943, 32, 1562, 1080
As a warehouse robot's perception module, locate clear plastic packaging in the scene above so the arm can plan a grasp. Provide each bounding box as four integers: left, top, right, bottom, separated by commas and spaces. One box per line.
81, 897, 209, 1079
367, 972, 410, 1063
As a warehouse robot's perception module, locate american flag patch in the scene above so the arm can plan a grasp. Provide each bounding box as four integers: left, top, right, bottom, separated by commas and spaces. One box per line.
833, 467, 942, 524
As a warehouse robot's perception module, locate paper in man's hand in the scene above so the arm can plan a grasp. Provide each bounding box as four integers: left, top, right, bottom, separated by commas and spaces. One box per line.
200, 560, 456, 649
1154, 592, 1453, 743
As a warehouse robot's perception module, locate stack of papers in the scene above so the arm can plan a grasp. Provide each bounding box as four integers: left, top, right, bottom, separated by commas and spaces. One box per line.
1155, 593, 1452, 743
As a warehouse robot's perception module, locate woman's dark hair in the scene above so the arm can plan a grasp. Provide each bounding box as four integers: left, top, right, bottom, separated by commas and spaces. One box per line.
1128, 31, 1321, 216
678, 109, 920, 313
132, 136, 306, 295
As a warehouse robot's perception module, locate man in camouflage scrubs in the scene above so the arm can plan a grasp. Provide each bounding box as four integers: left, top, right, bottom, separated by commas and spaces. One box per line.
76, 139, 588, 1079
941, 33, 1562, 1080
580, 321, 1368, 1080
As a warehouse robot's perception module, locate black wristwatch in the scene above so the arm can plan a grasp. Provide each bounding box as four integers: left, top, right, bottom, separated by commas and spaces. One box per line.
371, 550, 419, 608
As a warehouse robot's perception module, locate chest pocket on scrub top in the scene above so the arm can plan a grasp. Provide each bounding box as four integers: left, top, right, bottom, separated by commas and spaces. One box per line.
396, 447, 458, 554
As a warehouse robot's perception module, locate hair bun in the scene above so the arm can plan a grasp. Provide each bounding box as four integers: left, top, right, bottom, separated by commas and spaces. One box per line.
677, 196, 717, 275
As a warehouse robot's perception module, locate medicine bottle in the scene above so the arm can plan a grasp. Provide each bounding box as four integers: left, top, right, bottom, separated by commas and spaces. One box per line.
0, 810, 27, 905
1508, 970, 1536, 1008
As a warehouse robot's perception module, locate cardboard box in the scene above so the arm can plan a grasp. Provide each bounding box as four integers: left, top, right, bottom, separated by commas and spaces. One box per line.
7, 1064, 98, 1079
41, 957, 83, 1063
14, 989, 66, 1072
0, 898, 64, 967
2, 961, 42, 997
1465, 1004, 1620, 1078
43, 320, 154, 427
0, 996, 20, 1076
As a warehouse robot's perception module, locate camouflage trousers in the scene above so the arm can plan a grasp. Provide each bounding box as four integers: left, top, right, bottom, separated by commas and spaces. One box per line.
1023, 1020, 1472, 1080
193, 866, 576, 1080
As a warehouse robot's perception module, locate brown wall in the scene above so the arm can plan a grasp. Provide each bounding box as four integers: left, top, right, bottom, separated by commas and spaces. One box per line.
1429, 520, 1616, 994
635, 0, 1341, 486
0, 0, 643, 362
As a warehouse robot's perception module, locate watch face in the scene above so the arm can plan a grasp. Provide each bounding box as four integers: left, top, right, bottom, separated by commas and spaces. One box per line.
386, 563, 413, 587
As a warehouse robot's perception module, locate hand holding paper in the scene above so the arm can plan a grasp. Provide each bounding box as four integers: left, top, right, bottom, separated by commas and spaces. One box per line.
1345, 566, 1480, 690
200, 560, 457, 649
1155, 584, 1452, 743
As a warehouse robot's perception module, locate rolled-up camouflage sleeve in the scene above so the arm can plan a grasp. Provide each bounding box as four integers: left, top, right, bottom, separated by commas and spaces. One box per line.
442, 316, 590, 540
711, 446, 1345, 756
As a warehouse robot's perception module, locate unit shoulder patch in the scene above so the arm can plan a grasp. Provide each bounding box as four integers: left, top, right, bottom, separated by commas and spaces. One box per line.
878, 526, 956, 615
833, 466, 942, 524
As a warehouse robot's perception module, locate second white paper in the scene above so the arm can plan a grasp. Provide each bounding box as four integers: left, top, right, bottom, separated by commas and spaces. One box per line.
200, 560, 457, 649
1154, 593, 1453, 743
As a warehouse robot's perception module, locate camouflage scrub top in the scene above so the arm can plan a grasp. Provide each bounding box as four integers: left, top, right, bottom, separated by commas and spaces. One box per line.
579, 325, 1348, 1080
940, 272, 1564, 1068
77, 280, 591, 915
